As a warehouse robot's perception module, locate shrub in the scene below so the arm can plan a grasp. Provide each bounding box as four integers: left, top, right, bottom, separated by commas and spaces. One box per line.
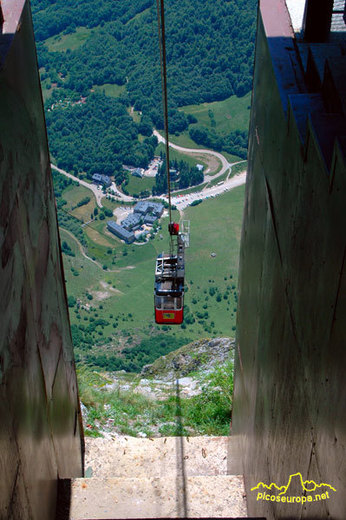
68, 296, 76, 307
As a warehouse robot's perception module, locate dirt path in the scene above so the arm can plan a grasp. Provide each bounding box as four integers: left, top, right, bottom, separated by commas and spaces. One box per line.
60, 228, 135, 273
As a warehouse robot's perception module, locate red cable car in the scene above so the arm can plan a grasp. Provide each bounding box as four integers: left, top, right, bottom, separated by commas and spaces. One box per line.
154, 222, 187, 324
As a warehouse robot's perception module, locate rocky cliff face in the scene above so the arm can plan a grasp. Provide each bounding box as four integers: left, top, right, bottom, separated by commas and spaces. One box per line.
141, 337, 234, 380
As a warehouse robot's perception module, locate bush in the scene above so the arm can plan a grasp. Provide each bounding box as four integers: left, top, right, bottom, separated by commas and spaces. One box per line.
76, 196, 91, 208
190, 199, 203, 207
68, 295, 76, 307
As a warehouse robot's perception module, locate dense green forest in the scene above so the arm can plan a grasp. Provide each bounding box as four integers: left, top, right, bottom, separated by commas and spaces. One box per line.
74, 333, 189, 372
32, 0, 256, 176
33, 0, 256, 104
152, 157, 204, 194
47, 93, 158, 178
189, 127, 248, 159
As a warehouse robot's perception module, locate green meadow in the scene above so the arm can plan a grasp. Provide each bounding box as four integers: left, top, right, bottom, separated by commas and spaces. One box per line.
44, 26, 94, 52
93, 83, 127, 98
179, 93, 251, 136
124, 175, 156, 196
58, 181, 245, 364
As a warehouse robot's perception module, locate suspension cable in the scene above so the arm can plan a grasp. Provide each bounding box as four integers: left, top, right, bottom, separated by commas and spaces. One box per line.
155, 0, 166, 138
156, 0, 174, 252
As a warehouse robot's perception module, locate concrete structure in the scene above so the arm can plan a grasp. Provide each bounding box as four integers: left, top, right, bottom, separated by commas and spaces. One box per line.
134, 200, 164, 217
121, 212, 142, 231
107, 220, 135, 243
92, 173, 111, 187
132, 167, 143, 178
0, 1, 83, 518
232, 1, 346, 519
144, 214, 157, 225
70, 437, 250, 519
3, 0, 346, 518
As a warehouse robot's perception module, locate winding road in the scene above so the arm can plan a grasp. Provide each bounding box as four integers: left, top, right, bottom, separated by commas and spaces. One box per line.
153, 129, 232, 180
51, 132, 247, 212
51, 164, 105, 208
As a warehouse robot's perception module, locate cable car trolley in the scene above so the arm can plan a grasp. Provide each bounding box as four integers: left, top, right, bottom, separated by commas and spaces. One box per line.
154, 221, 189, 324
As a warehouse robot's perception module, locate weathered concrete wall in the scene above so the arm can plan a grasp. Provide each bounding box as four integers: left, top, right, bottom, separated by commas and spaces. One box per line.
0, 1, 83, 518
232, 0, 346, 519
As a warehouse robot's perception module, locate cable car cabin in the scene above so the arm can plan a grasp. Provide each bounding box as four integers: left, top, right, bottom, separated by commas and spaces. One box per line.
154, 251, 185, 324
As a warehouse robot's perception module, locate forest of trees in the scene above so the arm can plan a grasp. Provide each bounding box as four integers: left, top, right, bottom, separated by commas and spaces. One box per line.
153, 157, 204, 194
73, 331, 189, 372
46, 93, 158, 180
189, 127, 248, 159
31, 0, 256, 173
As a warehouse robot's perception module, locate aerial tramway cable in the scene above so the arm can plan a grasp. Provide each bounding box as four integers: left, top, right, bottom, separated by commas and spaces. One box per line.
153, 0, 187, 326
155, 0, 173, 251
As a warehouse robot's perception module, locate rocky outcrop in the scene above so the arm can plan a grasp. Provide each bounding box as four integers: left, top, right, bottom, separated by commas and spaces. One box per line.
141, 337, 234, 380
80, 337, 235, 437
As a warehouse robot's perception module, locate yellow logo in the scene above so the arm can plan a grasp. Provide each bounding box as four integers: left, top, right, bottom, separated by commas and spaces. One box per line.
251, 473, 336, 504
163, 312, 175, 319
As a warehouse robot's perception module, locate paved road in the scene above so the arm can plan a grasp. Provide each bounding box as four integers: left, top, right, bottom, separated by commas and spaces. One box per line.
168, 171, 247, 211
110, 181, 133, 202
153, 129, 232, 180
52, 147, 247, 213
51, 164, 105, 208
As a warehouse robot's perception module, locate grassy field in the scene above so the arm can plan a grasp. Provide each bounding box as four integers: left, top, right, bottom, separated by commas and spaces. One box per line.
230, 161, 247, 176
102, 196, 129, 212
44, 26, 93, 52
162, 132, 207, 150
78, 359, 233, 437
157, 93, 251, 162
62, 184, 97, 222
125, 175, 155, 196
59, 181, 245, 362
93, 83, 126, 98
205, 171, 230, 188
222, 151, 246, 163
179, 93, 251, 136
154, 94, 251, 156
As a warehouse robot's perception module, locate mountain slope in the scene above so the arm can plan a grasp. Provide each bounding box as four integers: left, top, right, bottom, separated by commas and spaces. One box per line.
31, 0, 256, 174
78, 337, 234, 437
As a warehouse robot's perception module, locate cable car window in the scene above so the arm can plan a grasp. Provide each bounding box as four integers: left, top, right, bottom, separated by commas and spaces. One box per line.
164, 297, 175, 310
175, 297, 182, 310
